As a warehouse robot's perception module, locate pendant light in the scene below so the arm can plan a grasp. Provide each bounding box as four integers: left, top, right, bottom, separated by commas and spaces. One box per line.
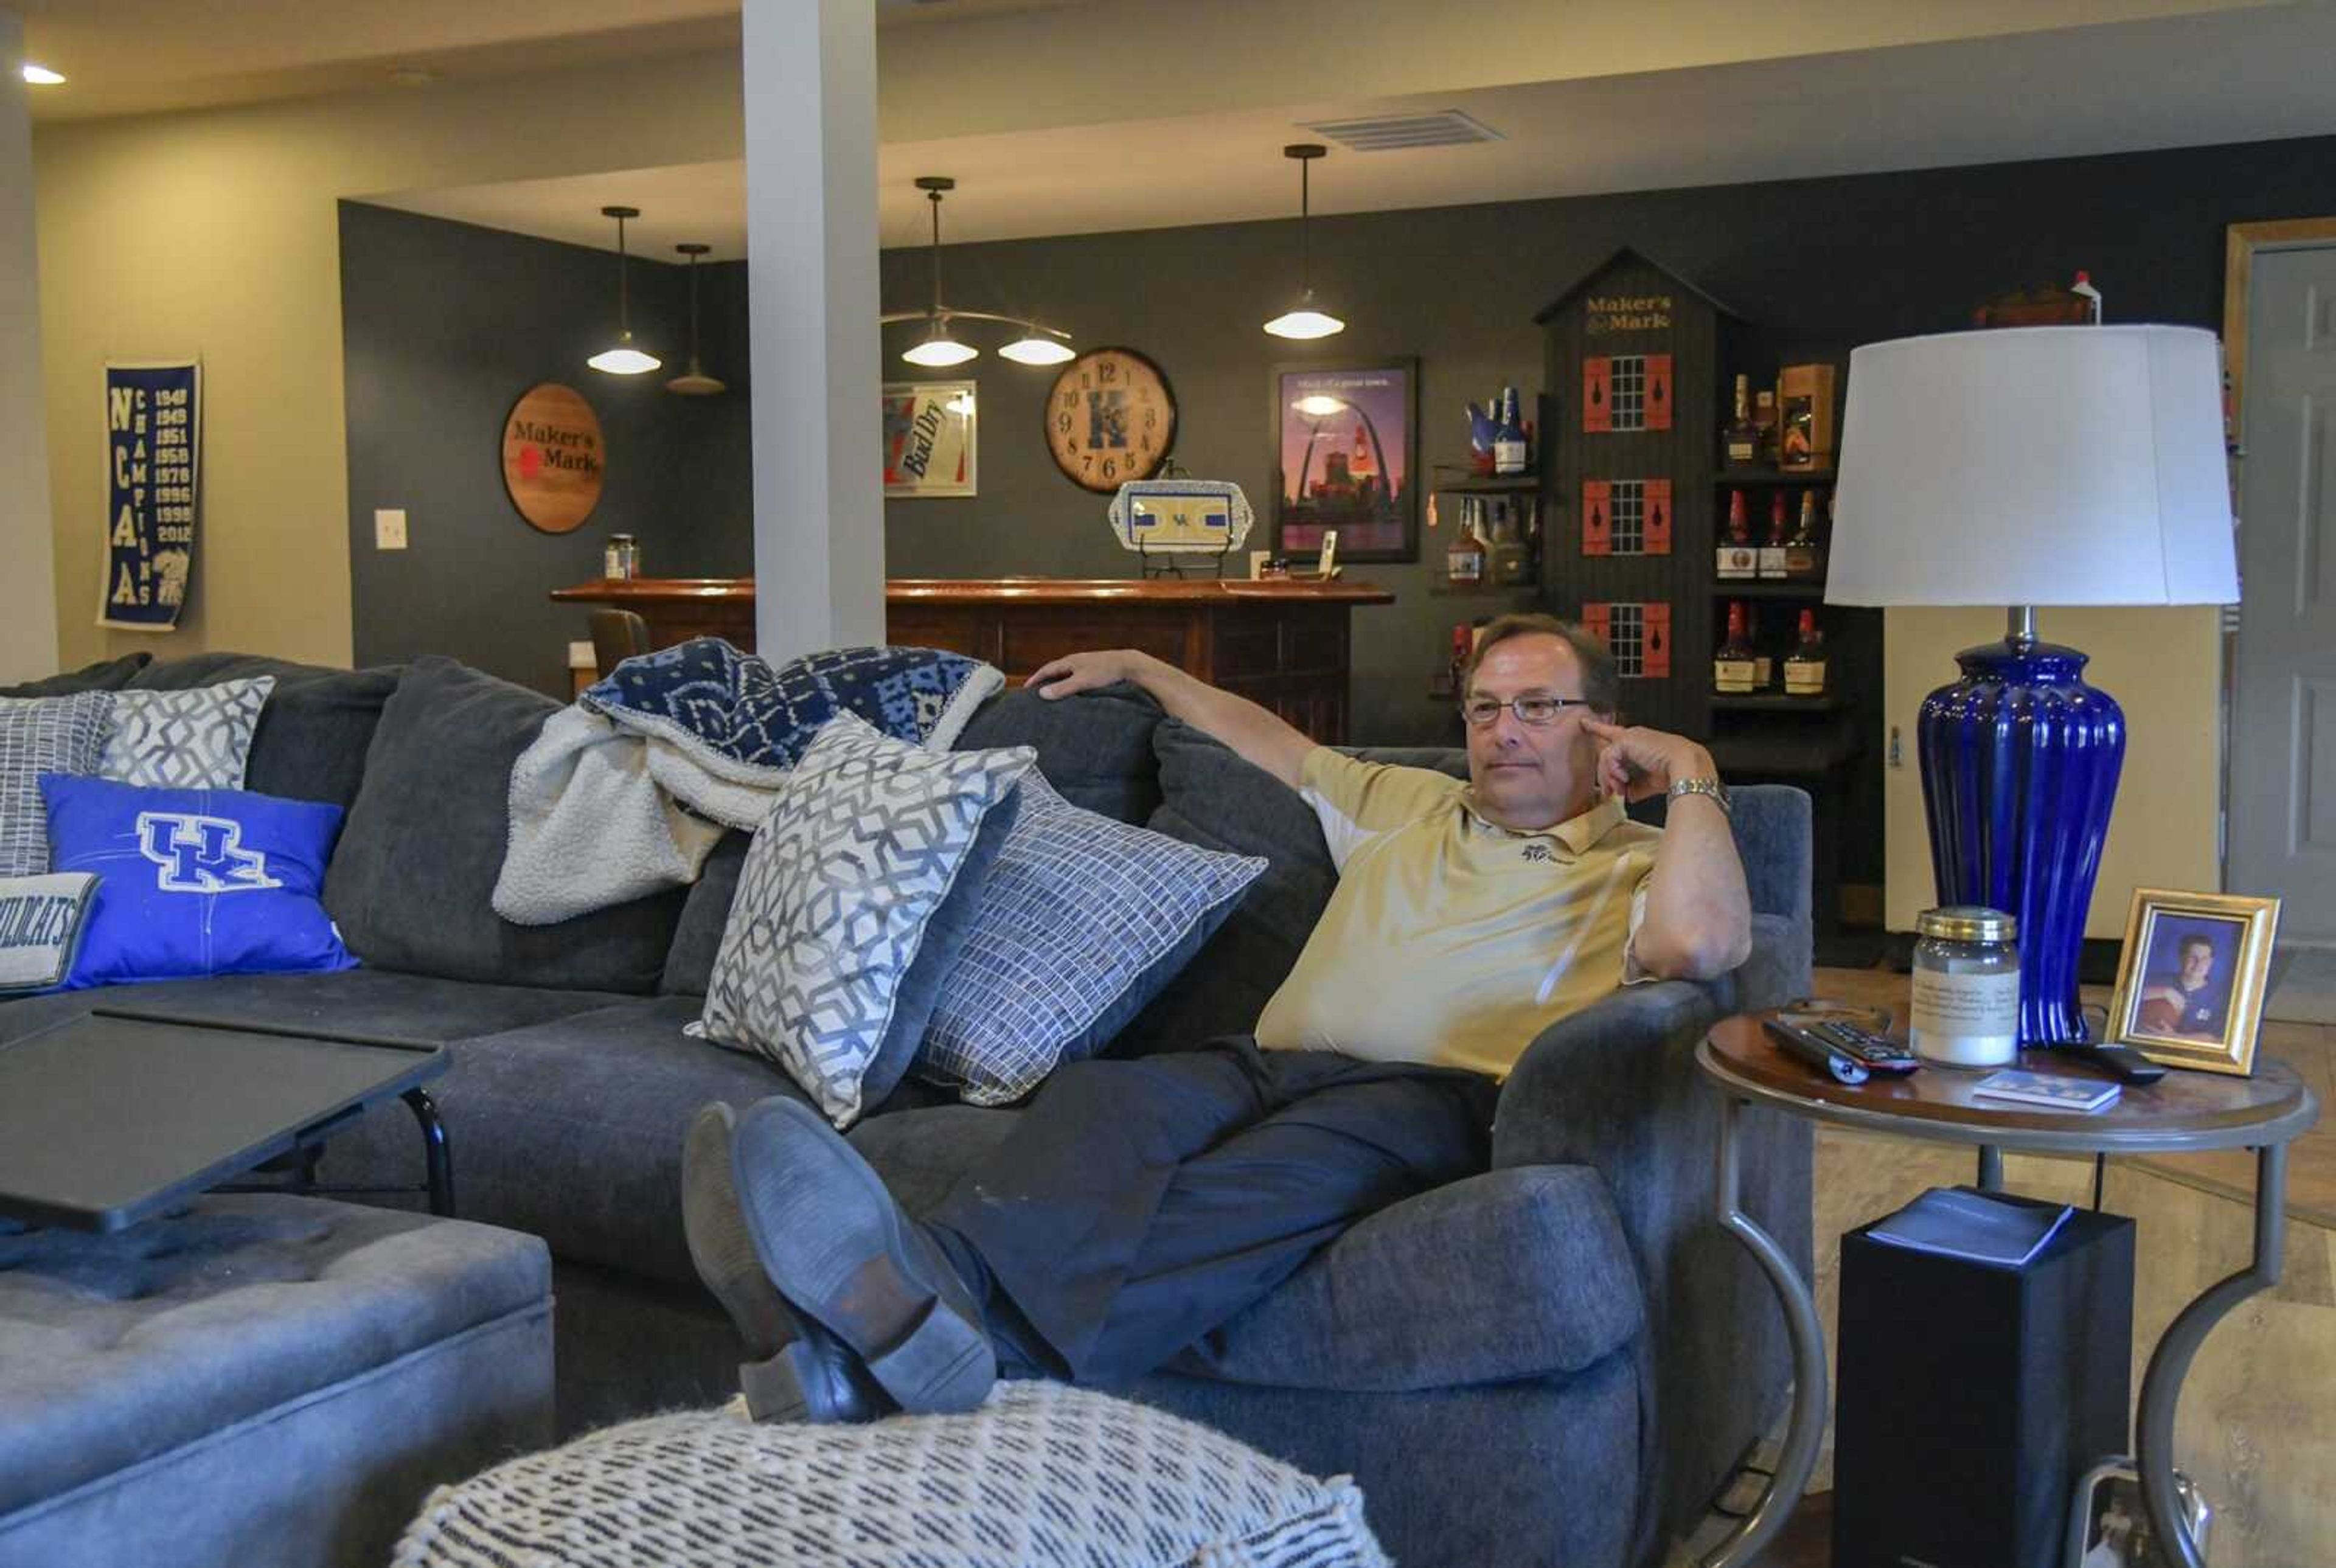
897, 178, 978, 367
999, 322, 1076, 366
586, 206, 661, 376
881, 175, 1074, 367
665, 243, 726, 396
1263, 144, 1346, 341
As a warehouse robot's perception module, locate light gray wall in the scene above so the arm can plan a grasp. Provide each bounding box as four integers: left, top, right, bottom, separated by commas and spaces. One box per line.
0, 13, 60, 683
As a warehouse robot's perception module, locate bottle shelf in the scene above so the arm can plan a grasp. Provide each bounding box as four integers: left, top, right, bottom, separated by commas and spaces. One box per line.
1429, 582, 1540, 597
1710, 692, 1846, 713
1711, 579, 1828, 598
1431, 473, 1540, 494
1708, 730, 1861, 777
1714, 468, 1834, 488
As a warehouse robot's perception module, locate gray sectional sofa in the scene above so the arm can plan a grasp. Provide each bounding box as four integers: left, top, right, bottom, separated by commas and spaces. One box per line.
0, 648, 1815, 1568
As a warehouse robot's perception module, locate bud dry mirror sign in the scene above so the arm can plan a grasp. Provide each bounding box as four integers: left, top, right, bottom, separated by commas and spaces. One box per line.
882, 381, 977, 498
502, 383, 606, 533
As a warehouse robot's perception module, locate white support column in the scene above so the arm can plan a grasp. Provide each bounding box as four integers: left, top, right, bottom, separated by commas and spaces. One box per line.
741, 0, 883, 662
0, 13, 61, 683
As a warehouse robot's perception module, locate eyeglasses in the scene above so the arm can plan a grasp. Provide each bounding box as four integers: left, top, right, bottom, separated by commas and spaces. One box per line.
1459, 694, 1590, 728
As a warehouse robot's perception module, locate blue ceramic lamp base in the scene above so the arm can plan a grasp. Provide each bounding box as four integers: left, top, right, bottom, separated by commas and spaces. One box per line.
1916, 609, 2127, 1047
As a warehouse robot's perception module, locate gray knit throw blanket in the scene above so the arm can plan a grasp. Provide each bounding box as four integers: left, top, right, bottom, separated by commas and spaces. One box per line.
393, 1381, 1391, 1568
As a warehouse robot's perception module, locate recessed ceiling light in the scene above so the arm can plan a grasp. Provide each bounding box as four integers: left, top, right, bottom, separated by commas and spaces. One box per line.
22, 64, 66, 86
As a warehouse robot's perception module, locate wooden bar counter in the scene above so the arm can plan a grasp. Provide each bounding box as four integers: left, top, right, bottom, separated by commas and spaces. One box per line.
551, 576, 1395, 743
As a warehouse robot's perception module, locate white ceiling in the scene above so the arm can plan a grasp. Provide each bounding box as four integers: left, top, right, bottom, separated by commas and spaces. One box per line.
356, 0, 2336, 265
9, 0, 1081, 123
19, 0, 2336, 263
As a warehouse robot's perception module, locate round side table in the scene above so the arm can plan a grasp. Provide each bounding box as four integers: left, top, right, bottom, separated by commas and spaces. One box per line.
1692, 1012, 2319, 1568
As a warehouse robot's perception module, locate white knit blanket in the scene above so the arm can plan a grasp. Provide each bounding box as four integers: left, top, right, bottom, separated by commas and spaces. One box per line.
394, 1381, 1391, 1568
492, 705, 782, 926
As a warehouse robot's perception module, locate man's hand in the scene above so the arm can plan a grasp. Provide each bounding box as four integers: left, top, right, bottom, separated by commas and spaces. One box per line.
1580, 718, 1717, 805
1026, 649, 1159, 700
1583, 718, 1750, 982
1022, 648, 1314, 788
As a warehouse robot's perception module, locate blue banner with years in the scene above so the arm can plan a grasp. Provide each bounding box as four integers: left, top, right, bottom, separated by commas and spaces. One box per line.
101, 360, 201, 631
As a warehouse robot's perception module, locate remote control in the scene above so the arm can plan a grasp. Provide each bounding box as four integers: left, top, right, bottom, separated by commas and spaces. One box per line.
1773, 1012, 1922, 1075
2039, 1042, 2168, 1084
1762, 1018, 1870, 1085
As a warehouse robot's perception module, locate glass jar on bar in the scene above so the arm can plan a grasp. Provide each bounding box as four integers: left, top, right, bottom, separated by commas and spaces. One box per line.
1909, 906, 2021, 1067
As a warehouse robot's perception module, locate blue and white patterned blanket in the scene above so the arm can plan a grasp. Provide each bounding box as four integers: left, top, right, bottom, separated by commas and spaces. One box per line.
493, 641, 1004, 926
582, 639, 1001, 781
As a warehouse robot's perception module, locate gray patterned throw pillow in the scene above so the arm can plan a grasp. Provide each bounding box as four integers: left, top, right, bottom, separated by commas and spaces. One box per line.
696, 712, 1034, 1127
0, 692, 109, 877
919, 770, 1268, 1106
97, 676, 275, 791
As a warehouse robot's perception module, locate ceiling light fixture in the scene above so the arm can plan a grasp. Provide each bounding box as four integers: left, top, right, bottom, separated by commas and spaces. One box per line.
1264, 143, 1346, 341
665, 243, 726, 396
998, 325, 1076, 366
21, 64, 65, 86
586, 205, 661, 376
881, 176, 1073, 369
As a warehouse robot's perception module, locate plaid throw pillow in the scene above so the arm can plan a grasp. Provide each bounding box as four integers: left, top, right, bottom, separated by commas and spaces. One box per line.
917, 771, 1267, 1106
0, 692, 109, 877
695, 714, 1034, 1127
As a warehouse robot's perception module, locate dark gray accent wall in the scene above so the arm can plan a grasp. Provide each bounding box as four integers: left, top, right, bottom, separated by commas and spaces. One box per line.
880, 132, 2336, 755
339, 201, 751, 696
344, 130, 2335, 750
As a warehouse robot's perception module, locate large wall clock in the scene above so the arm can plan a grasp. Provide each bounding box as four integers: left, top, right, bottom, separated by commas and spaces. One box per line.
1044, 347, 1177, 493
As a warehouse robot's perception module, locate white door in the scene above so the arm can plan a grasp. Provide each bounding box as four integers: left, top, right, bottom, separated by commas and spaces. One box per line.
2231, 243, 2336, 943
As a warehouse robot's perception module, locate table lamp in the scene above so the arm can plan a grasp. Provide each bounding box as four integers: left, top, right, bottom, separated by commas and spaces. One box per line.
1827, 325, 2239, 1046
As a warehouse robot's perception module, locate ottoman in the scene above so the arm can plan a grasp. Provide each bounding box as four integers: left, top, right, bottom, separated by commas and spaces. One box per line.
0, 1195, 554, 1568
395, 1380, 1391, 1567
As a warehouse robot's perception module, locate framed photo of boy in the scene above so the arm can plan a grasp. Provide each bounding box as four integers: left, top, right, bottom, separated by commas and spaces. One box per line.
1271, 359, 1417, 562
2106, 888, 2281, 1075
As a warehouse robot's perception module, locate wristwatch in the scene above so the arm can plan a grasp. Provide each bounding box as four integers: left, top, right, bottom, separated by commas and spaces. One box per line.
1666, 776, 1733, 816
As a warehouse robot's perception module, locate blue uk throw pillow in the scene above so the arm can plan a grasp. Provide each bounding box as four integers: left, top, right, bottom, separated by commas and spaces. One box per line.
39, 774, 358, 989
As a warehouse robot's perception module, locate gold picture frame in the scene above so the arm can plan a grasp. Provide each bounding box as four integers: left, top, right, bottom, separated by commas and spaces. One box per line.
2106, 888, 2281, 1075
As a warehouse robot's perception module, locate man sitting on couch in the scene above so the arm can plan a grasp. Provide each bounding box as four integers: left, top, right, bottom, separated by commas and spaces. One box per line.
684, 615, 1751, 1422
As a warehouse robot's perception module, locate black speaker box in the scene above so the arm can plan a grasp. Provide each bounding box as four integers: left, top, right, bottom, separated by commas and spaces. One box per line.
1832, 1190, 2134, 1568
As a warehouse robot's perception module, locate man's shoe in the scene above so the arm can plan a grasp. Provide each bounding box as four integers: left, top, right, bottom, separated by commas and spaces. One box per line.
681, 1102, 889, 1423
729, 1095, 996, 1415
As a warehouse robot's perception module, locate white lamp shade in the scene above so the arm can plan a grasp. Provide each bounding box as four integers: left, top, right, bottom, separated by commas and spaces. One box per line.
1264, 305, 1346, 341
998, 333, 1074, 366
902, 331, 978, 368
586, 343, 661, 375
1826, 325, 2237, 607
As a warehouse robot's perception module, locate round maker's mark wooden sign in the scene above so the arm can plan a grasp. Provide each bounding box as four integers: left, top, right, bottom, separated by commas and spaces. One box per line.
501, 383, 605, 533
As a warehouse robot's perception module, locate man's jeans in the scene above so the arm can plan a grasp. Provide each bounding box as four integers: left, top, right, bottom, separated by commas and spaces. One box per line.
928, 1036, 1498, 1386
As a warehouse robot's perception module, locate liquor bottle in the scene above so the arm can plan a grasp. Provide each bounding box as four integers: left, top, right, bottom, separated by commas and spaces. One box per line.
1784, 491, 1825, 578
1717, 491, 1757, 580
1445, 501, 1486, 586
1447, 623, 1472, 699
1723, 375, 1758, 467
1757, 492, 1790, 580
1753, 389, 1780, 467
1748, 606, 1773, 690
1713, 602, 1757, 694
1493, 386, 1529, 475
1784, 609, 1827, 696
1489, 501, 1534, 587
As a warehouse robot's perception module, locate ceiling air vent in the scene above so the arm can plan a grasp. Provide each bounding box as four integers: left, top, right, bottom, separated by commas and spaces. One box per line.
1296, 111, 1504, 153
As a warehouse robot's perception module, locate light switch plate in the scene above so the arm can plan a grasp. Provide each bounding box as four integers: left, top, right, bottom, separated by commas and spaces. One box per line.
374, 508, 408, 550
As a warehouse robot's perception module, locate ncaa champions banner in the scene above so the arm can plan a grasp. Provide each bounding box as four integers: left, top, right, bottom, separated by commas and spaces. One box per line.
100, 359, 201, 631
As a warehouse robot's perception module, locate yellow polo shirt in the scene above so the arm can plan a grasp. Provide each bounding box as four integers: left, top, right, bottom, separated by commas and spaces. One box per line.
1252, 748, 1663, 1078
